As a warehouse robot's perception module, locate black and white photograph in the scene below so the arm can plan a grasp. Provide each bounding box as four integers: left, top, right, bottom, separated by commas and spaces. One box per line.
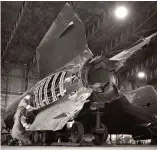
1, 0, 157, 149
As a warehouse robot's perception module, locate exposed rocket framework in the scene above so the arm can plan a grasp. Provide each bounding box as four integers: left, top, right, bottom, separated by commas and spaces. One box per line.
4, 3, 157, 145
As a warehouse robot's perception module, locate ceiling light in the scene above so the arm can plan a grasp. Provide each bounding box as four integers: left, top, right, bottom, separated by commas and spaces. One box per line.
137, 72, 146, 79
115, 6, 128, 19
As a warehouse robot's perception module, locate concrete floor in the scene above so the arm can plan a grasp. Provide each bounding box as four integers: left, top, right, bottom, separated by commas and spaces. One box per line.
1, 146, 157, 150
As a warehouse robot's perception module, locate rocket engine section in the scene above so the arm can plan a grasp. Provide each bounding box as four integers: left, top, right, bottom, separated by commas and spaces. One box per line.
81, 56, 119, 101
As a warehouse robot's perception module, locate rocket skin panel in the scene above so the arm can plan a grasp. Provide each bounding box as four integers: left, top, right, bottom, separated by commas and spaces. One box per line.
36, 3, 92, 79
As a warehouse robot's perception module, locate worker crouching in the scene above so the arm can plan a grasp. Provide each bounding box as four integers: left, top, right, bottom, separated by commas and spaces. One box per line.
11, 92, 37, 146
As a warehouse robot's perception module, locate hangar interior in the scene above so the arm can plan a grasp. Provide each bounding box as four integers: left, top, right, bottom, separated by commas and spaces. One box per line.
1, 1, 157, 146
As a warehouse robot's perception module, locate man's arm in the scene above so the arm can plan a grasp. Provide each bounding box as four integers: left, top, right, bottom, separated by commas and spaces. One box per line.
20, 98, 37, 111
26, 105, 37, 111
20, 115, 30, 129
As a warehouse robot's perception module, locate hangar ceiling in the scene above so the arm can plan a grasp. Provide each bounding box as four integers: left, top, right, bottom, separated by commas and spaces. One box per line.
1, 1, 157, 63
1, 1, 157, 86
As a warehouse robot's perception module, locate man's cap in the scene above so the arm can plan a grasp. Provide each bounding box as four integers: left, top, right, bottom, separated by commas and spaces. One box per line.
24, 92, 34, 99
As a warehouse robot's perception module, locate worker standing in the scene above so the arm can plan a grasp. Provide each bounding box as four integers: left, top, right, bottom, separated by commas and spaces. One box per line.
11, 92, 37, 145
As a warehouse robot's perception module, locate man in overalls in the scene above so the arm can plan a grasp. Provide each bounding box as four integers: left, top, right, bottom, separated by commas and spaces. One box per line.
11, 92, 37, 145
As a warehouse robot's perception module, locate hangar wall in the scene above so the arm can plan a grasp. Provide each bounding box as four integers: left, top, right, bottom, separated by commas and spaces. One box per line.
1, 63, 39, 125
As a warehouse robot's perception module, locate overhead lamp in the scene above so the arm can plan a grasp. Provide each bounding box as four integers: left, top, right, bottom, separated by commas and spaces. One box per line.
115, 6, 128, 19
137, 71, 146, 79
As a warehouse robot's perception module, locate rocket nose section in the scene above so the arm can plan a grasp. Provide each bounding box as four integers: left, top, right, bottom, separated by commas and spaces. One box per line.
36, 3, 92, 79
